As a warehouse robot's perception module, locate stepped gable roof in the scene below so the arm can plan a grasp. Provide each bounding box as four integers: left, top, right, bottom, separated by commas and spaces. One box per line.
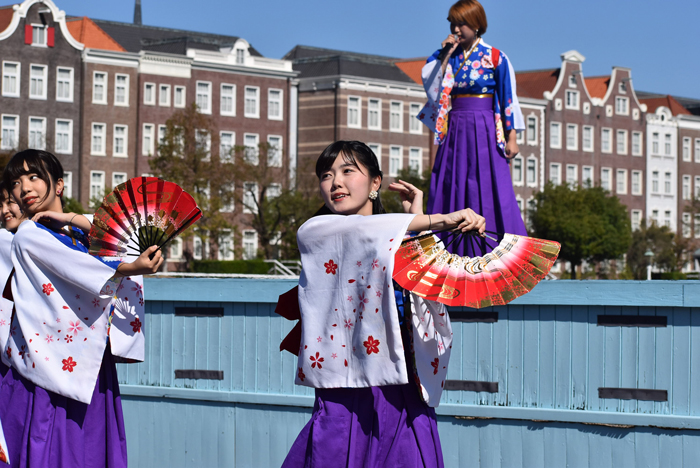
514, 68, 559, 99
0, 5, 13, 34
284, 45, 416, 84
90, 19, 263, 56
584, 75, 610, 99
65, 17, 125, 52
637, 93, 690, 116
394, 58, 426, 85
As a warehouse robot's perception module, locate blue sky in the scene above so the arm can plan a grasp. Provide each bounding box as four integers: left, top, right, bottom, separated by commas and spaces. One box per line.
57, 0, 700, 99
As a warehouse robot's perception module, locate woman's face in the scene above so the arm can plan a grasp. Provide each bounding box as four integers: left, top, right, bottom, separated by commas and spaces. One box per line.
0, 191, 22, 232
10, 162, 63, 216
452, 22, 477, 47
319, 153, 381, 216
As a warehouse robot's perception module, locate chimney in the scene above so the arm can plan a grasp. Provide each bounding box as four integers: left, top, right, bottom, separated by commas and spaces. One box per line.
134, 0, 142, 25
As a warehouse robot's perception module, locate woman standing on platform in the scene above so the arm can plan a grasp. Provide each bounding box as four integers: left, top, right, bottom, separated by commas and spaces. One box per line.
420, 0, 527, 256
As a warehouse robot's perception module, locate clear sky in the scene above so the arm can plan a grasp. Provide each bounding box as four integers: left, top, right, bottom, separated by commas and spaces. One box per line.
56, 0, 700, 100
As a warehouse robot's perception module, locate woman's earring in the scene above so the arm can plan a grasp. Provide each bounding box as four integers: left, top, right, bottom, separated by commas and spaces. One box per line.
57, 190, 62, 196
368, 190, 378, 201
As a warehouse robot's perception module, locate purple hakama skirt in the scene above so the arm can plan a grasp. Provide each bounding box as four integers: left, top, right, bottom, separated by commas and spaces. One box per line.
427, 96, 527, 257
0, 348, 127, 468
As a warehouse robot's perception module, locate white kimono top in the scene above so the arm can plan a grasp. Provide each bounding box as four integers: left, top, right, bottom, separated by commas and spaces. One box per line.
4, 221, 116, 404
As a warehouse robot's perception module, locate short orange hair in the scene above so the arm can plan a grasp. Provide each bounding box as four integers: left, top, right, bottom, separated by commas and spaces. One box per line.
447, 0, 488, 36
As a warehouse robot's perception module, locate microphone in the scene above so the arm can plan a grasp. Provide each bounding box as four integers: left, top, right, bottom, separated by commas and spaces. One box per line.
437, 35, 458, 62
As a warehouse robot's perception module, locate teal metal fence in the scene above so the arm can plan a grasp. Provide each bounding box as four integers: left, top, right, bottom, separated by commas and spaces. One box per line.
119, 278, 700, 467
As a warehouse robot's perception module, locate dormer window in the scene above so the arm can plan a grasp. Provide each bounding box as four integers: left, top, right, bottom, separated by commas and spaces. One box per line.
25, 24, 54, 47
235, 49, 245, 65
568, 75, 576, 87
619, 81, 627, 93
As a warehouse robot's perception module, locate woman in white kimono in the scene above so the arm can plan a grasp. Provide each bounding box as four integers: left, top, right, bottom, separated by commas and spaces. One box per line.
282, 141, 485, 468
0, 150, 163, 468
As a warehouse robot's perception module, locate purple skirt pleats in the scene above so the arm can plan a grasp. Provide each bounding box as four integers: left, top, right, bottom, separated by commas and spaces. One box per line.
0, 348, 127, 468
427, 97, 527, 257
282, 384, 444, 468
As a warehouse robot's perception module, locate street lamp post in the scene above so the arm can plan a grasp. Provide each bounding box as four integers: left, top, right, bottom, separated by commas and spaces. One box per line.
645, 249, 654, 281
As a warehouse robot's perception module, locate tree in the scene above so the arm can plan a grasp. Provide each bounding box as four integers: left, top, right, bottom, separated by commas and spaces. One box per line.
528, 182, 631, 279
148, 103, 236, 259
626, 221, 676, 279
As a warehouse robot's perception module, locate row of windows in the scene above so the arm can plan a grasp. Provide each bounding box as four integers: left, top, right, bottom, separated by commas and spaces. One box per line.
89, 171, 129, 200
550, 122, 643, 155
1, 114, 73, 153
2, 62, 73, 101
90, 123, 129, 157
679, 213, 700, 238
560, 88, 631, 116
365, 143, 423, 177
680, 137, 700, 162
679, 175, 700, 201
346, 97, 423, 134
169, 229, 261, 262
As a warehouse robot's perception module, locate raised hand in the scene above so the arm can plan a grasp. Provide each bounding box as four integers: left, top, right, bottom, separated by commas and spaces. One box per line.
387, 180, 424, 214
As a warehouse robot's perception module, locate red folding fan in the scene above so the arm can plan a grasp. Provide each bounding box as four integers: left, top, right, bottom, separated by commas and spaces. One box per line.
88, 177, 202, 257
393, 230, 560, 309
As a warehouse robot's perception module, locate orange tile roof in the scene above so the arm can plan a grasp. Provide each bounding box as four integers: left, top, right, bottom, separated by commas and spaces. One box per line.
66, 17, 125, 52
394, 58, 425, 85
584, 76, 610, 99
639, 95, 691, 116
514, 69, 559, 99
0, 6, 14, 35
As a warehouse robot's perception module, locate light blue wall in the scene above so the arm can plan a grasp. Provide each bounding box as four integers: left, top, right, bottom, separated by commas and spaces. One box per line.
118, 278, 700, 467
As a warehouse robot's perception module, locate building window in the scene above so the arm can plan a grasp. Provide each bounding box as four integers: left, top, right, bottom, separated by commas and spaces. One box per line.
220, 183, 235, 212
651, 210, 659, 225
409, 103, 422, 134
512, 156, 523, 185
601, 168, 611, 191
91, 71, 108, 104
683, 137, 691, 161
695, 215, 700, 238
632, 132, 643, 156
267, 183, 282, 199
158, 125, 166, 146
616, 169, 627, 194
694, 176, 700, 199
28, 117, 46, 150
143, 82, 155, 105
196, 81, 212, 114
601, 128, 612, 153
368, 143, 381, 170
582, 165, 593, 187
683, 175, 691, 200
526, 157, 537, 186
90, 171, 105, 201
267, 135, 283, 167
652, 132, 659, 154
568, 75, 577, 87
220, 131, 234, 162
566, 164, 577, 186
63, 171, 72, 199
141, 124, 154, 156
616, 130, 628, 155
91, 123, 106, 155
615, 96, 629, 115
632, 170, 642, 195
565, 90, 579, 109
408, 147, 422, 174
1, 115, 18, 150
347, 96, 361, 128
243, 86, 259, 118
389, 146, 403, 177
235, 48, 245, 64
631, 210, 642, 231
390, 101, 403, 132
29, 64, 47, 100
220, 84, 235, 116
243, 182, 258, 214
168, 238, 183, 260
31, 24, 47, 46
582, 125, 593, 152
549, 163, 561, 186
2, 62, 20, 97
664, 171, 672, 194
55, 119, 72, 154
56, 67, 73, 102
268, 88, 283, 120
527, 116, 537, 144
652, 171, 659, 193
242, 230, 258, 260
367, 98, 381, 130
159, 84, 170, 107
664, 134, 672, 156
112, 172, 127, 188
664, 210, 672, 228
566, 124, 578, 150
517, 129, 524, 144
549, 122, 561, 148
695, 139, 700, 163
244, 133, 259, 165
113, 125, 127, 157
683, 213, 691, 238
174, 86, 186, 108
115, 74, 129, 106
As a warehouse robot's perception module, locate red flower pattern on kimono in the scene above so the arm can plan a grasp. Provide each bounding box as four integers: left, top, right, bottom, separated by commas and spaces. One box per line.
62, 356, 77, 373
309, 352, 324, 369
5, 347, 10, 359
297, 367, 305, 382
130, 317, 142, 333
358, 292, 369, 310
324, 259, 338, 275
363, 336, 380, 355
92, 298, 100, 307
431, 358, 440, 375
42, 283, 54, 296
65, 335, 73, 343
68, 321, 83, 335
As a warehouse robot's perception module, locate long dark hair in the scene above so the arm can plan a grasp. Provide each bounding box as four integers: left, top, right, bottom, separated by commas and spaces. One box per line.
3, 150, 64, 207
315, 140, 385, 215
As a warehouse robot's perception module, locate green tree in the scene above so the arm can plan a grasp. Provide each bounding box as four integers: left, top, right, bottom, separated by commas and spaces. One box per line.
626, 221, 676, 279
528, 182, 631, 279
